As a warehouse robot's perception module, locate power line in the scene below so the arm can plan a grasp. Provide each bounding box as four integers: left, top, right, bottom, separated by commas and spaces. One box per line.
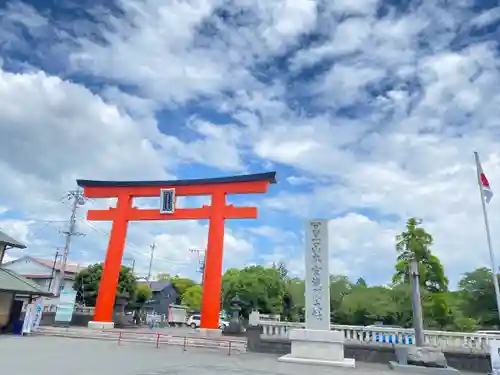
25, 220, 69, 223
78, 217, 145, 256
26, 220, 65, 238
77, 218, 192, 275
189, 248, 206, 285
123, 255, 136, 274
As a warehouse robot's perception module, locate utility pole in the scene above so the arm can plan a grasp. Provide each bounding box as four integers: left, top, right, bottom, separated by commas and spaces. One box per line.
147, 242, 156, 281
123, 256, 136, 274
56, 189, 85, 296
189, 248, 206, 285
48, 250, 62, 293
410, 258, 425, 346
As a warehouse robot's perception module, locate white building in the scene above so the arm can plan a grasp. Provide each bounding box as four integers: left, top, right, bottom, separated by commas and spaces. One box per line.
1, 256, 85, 294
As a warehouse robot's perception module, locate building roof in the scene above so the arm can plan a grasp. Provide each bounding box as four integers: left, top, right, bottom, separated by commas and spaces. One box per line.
139, 281, 173, 292
1, 256, 85, 274
20, 274, 75, 280
0, 268, 52, 296
33, 258, 85, 274
77, 171, 277, 188
0, 230, 26, 249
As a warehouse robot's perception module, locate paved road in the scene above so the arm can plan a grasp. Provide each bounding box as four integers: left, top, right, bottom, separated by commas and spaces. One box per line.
1, 335, 409, 375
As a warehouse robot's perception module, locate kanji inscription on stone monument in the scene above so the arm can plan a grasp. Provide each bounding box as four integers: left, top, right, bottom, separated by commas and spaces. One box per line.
305, 219, 330, 331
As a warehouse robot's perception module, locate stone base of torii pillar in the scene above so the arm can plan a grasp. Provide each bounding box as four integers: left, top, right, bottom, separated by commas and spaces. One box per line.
278, 329, 355, 367
279, 220, 355, 368
88, 321, 114, 329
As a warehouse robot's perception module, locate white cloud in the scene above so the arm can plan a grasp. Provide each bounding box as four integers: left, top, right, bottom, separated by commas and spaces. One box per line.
0, 68, 169, 214
470, 7, 500, 28
246, 225, 297, 243
71, 218, 255, 281
265, 214, 397, 283
0, 219, 31, 245
286, 176, 315, 186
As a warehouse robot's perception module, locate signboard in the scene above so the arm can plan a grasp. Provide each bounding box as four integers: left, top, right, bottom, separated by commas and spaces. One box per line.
22, 302, 34, 335
22, 298, 44, 335
54, 290, 77, 323
160, 188, 176, 214
304, 220, 330, 331
490, 340, 500, 375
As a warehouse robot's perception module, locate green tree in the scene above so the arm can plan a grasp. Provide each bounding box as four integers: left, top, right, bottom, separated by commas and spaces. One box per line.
330, 275, 354, 321
135, 283, 153, 304
128, 283, 153, 313
458, 267, 499, 327
170, 276, 196, 304
274, 263, 293, 319
393, 218, 448, 293
453, 317, 478, 332
181, 284, 203, 310
446, 290, 477, 331
221, 265, 286, 317
356, 277, 367, 287
274, 261, 289, 280
285, 277, 305, 321
388, 283, 414, 327
73, 263, 137, 306
339, 286, 396, 325
423, 292, 453, 329
221, 268, 241, 310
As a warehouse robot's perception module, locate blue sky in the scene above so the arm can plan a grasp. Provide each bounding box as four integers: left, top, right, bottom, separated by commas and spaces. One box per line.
1, 0, 500, 287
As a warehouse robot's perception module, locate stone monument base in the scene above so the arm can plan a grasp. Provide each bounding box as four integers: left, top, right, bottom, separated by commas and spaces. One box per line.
389, 362, 458, 374
88, 321, 114, 329
197, 328, 222, 338
278, 329, 355, 368
390, 345, 457, 374
222, 322, 246, 337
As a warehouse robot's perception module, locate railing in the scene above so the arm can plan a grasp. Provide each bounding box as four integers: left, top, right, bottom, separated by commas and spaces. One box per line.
35, 326, 246, 355
259, 321, 495, 353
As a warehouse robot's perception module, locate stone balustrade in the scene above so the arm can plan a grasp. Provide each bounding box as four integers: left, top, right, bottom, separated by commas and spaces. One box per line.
259, 321, 496, 353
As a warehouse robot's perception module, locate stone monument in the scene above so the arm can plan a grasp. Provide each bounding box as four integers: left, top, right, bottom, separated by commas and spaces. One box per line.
222, 295, 245, 336
112, 292, 135, 328
278, 220, 355, 367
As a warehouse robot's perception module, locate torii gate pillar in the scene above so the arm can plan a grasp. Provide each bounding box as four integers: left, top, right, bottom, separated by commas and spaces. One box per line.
77, 172, 276, 330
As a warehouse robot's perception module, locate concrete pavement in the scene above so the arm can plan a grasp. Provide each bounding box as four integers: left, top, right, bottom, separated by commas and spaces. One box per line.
0, 335, 397, 375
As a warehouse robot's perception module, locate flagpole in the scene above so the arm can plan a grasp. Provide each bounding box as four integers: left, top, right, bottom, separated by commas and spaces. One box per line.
474, 151, 500, 322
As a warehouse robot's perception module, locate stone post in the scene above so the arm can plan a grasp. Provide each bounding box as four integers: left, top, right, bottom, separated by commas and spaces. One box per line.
410, 258, 425, 346
278, 220, 355, 368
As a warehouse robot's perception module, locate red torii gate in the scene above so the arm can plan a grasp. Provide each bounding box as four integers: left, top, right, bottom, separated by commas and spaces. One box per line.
77, 172, 276, 330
